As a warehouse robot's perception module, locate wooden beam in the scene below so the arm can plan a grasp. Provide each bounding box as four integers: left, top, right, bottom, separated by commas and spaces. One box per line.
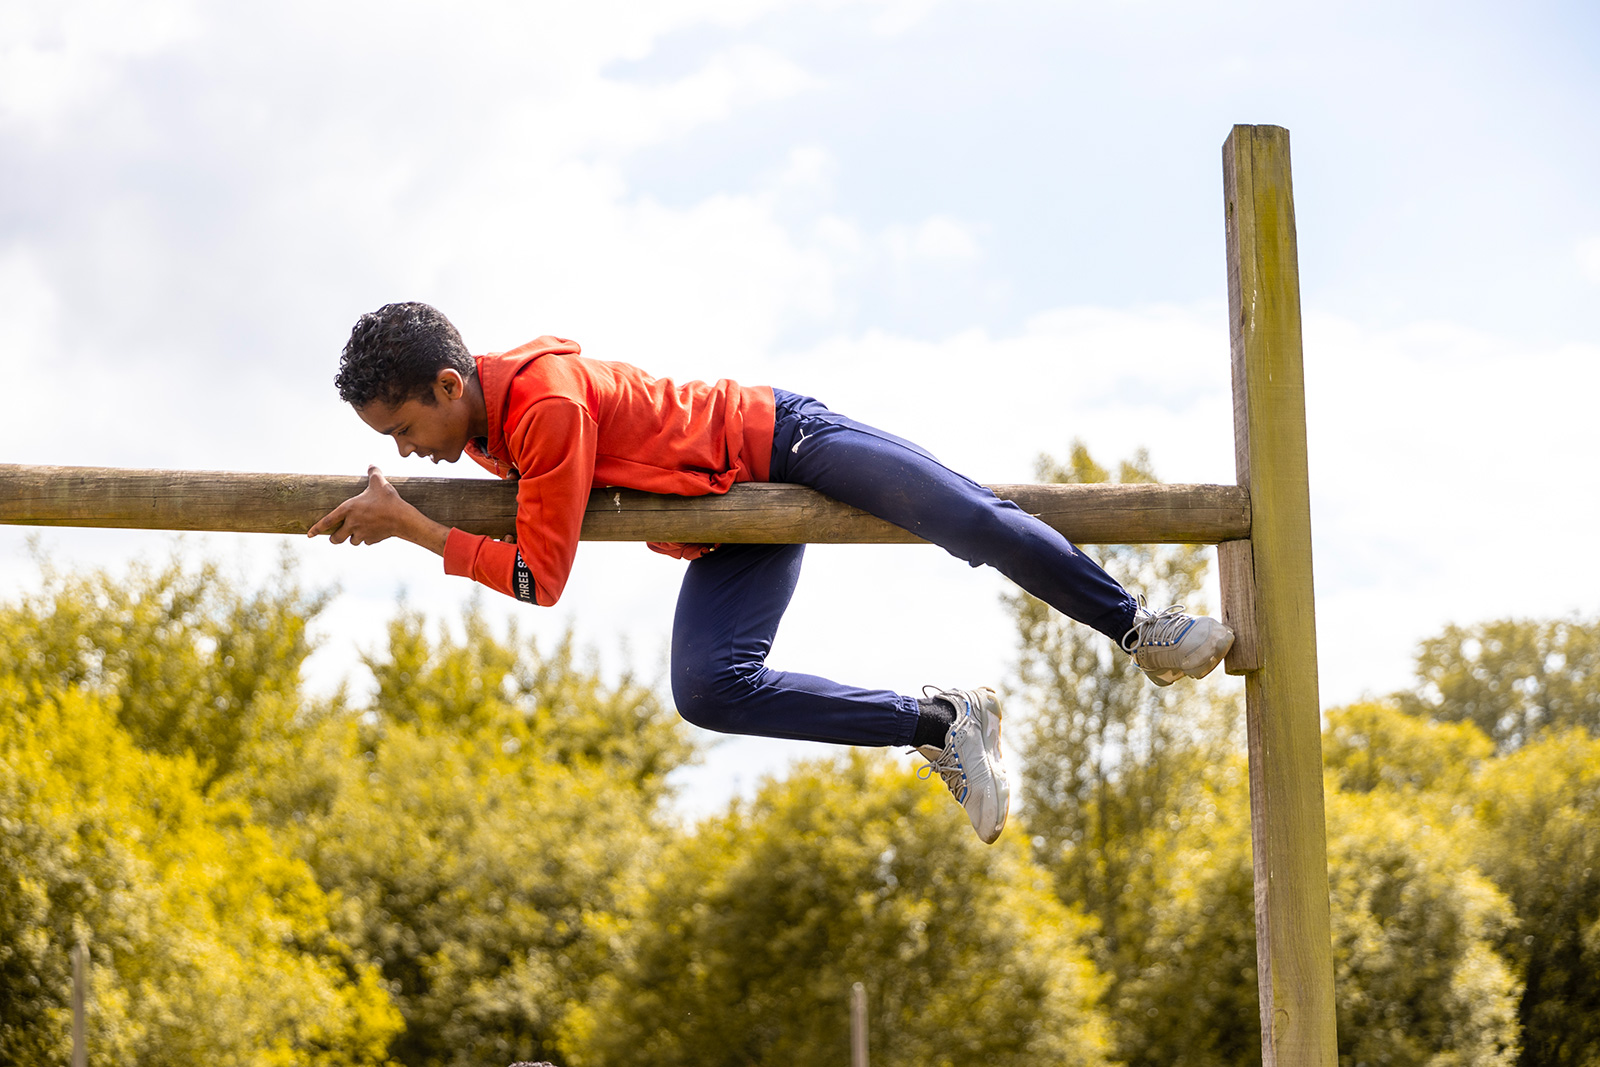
0, 464, 1250, 545
1218, 537, 1261, 673
1224, 124, 1337, 1067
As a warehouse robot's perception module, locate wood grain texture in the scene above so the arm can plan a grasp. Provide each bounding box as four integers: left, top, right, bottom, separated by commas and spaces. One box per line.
1225, 123, 1338, 1067
0, 465, 1250, 545
1218, 537, 1261, 674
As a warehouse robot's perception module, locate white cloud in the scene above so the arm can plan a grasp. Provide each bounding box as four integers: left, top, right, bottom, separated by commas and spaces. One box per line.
1303, 313, 1600, 701
1577, 236, 1600, 285
773, 144, 838, 195
0, 0, 201, 127
867, 0, 943, 36
889, 216, 984, 264
0, 247, 60, 361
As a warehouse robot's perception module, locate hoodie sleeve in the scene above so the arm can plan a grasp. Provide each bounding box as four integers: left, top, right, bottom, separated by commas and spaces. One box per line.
441, 397, 598, 607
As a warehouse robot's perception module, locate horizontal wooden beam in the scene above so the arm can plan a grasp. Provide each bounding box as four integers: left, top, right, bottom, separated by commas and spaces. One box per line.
0, 464, 1250, 545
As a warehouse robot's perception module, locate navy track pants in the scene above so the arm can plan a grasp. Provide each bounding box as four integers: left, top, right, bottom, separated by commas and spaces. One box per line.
669, 390, 1138, 747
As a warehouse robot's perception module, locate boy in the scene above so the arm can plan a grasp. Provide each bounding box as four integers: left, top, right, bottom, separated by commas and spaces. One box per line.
309, 302, 1234, 844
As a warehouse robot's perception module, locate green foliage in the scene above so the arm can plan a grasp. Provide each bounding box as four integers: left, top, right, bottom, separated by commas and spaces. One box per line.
1008, 442, 1237, 944
1325, 700, 1493, 796
1099, 758, 1261, 1067
1008, 444, 1249, 1066
1379, 621, 1600, 1064
1078, 746, 1522, 1067
1010, 444, 1529, 1067
0, 670, 401, 1066
572, 753, 1113, 1067
274, 605, 696, 1067
3, 549, 329, 787
8, 523, 1595, 1067
1398, 616, 1600, 753
1321, 699, 1600, 1067
1325, 790, 1520, 1067
365, 603, 692, 798
1470, 730, 1600, 1067
0, 553, 696, 1067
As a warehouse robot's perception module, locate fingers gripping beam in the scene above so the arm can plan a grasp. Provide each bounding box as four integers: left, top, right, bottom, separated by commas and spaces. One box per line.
0, 464, 1249, 546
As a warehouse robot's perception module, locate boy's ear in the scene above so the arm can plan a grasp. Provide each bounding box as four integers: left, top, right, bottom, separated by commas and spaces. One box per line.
435, 368, 466, 401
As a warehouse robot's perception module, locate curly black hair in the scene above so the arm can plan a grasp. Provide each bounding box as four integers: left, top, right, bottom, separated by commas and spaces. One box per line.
334, 302, 476, 408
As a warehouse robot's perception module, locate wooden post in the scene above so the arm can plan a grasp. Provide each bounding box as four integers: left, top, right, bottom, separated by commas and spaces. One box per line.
72, 937, 87, 1067
850, 981, 869, 1067
1223, 124, 1337, 1067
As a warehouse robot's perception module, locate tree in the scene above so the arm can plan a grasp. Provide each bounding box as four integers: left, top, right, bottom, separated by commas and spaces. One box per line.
1105, 748, 1521, 1067
0, 662, 400, 1065
1381, 609, 1600, 1064
571, 753, 1113, 1067
272, 605, 697, 1067
1397, 616, 1600, 753
1005, 444, 1241, 1060
1324, 699, 1494, 798
1007, 443, 1237, 951
1470, 729, 1600, 1067
1008, 445, 1527, 1066
1325, 790, 1520, 1067
1, 553, 701, 1066
1100, 757, 1261, 1067
3, 549, 330, 787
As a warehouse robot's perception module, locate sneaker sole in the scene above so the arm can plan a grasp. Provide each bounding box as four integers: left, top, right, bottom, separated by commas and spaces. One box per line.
967, 688, 1010, 843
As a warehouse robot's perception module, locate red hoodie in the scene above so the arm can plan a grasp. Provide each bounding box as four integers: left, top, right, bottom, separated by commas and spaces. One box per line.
440, 336, 775, 606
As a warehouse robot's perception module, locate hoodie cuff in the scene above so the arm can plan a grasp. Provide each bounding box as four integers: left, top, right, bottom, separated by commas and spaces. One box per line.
442, 527, 482, 577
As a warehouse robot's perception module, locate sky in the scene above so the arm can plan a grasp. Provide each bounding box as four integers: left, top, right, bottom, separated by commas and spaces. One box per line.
2, 0, 1597, 816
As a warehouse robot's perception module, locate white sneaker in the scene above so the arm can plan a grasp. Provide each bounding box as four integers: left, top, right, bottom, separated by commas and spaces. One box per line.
1121, 600, 1235, 686
916, 687, 1010, 844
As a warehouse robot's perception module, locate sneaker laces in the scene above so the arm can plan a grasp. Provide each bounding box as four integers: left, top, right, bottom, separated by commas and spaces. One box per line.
1120, 599, 1192, 653
917, 745, 967, 798
916, 686, 968, 798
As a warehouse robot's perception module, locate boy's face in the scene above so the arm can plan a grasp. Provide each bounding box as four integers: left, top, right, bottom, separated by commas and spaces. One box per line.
357, 370, 474, 464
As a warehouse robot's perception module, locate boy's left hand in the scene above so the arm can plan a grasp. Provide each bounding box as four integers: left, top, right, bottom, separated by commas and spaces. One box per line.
307, 466, 450, 556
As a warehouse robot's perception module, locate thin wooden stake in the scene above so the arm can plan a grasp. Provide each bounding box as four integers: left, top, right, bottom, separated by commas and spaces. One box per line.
850, 982, 869, 1067
72, 937, 87, 1067
1224, 124, 1337, 1067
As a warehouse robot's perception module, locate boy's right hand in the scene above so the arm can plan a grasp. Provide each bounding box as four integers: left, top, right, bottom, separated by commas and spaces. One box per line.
307, 466, 450, 557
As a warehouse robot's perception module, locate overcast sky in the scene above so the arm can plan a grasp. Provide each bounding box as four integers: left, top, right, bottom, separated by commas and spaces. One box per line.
3, 0, 1597, 814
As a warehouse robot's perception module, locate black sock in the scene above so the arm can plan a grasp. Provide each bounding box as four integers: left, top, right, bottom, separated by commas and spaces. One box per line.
912, 696, 957, 750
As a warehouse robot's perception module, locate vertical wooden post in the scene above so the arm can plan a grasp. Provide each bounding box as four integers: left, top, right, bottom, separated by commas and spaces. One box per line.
850, 981, 869, 1067
72, 937, 87, 1067
1223, 124, 1337, 1067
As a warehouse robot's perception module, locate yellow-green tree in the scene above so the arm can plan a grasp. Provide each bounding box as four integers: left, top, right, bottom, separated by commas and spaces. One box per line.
1, 554, 695, 1067
1007, 444, 1235, 952
1376, 616, 1600, 1067
259, 606, 696, 1067
1009, 446, 1528, 1067
1006, 444, 1241, 1063
1324, 698, 1494, 798
572, 753, 1114, 1067
1103, 730, 1521, 1067
1397, 616, 1600, 752
0, 566, 401, 1066
4, 552, 329, 788
1324, 788, 1520, 1067
1471, 729, 1600, 1067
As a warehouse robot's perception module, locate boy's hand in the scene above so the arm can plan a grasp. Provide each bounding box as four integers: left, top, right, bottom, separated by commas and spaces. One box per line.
307, 466, 450, 557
